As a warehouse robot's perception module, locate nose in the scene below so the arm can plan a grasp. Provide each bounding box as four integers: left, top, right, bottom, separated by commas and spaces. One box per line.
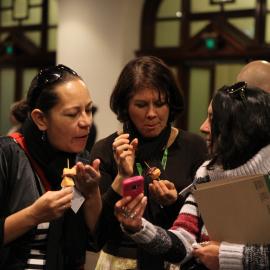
146, 104, 157, 118
200, 118, 210, 135
79, 112, 92, 129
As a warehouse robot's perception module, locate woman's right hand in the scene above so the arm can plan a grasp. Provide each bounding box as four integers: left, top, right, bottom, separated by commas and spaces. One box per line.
112, 133, 138, 178
29, 187, 74, 224
114, 193, 147, 233
4, 187, 74, 245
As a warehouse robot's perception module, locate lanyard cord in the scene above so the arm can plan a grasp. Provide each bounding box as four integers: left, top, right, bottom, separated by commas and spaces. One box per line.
136, 148, 168, 176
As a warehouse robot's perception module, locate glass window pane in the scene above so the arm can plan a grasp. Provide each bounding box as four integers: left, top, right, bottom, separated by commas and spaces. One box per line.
157, 0, 181, 18
14, 0, 28, 19
191, 0, 220, 13
228, 17, 254, 39
48, 0, 58, 25
1, 10, 19, 26
23, 69, 38, 98
215, 63, 244, 90
190, 20, 209, 36
1, 0, 12, 8
188, 68, 210, 134
25, 31, 41, 47
22, 7, 41, 25
267, 1, 270, 10
224, 0, 255, 11
0, 69, 15, 135
155, 21, 180, 47
266, 14, 270, 43
48, 28, 57, 51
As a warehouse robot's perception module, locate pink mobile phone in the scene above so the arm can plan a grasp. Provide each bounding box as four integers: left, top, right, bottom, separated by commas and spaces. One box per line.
122, 176, 144, 198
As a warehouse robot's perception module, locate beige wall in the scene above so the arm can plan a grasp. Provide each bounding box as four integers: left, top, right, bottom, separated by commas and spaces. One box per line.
57, 0, 144, 141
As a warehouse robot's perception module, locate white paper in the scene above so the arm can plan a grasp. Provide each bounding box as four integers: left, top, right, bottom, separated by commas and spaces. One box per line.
71, 187, 85, 213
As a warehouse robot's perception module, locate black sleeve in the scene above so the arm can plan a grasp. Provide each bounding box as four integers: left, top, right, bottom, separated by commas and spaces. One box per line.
0, 138, 16, 249
0, 137, 29, 267
89, 134, 117, 194
87, 187, 122, 251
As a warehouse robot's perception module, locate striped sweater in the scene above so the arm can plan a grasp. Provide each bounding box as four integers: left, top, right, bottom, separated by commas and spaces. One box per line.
124, 144, 270, 270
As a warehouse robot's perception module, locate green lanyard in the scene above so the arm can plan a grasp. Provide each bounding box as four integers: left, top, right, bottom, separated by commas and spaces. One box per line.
136, 148, 168, 176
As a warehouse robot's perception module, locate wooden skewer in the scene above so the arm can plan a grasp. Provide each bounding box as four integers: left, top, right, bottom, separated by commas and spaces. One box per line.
144, 161, 151, 169
144, 161, 161, 181
67, 158, 70, 169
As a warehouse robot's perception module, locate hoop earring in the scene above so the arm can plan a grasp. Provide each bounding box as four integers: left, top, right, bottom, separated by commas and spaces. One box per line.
41, 131, 47, 142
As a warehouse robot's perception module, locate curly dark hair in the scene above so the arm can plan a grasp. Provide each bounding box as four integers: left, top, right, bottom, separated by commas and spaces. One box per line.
110, 56, 184, 123
208, 82, 270, 170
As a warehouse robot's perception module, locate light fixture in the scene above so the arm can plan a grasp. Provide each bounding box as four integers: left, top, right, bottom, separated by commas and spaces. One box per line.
176, 11, 182, 18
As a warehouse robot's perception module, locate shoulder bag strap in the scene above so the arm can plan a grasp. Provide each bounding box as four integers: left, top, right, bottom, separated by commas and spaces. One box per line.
9, 132, 51, 192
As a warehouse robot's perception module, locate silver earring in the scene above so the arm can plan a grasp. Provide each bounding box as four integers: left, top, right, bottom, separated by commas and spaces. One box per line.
41, 131, 46, 142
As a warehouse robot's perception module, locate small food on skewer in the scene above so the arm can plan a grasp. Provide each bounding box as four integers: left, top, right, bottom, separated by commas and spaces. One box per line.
148, 167, 161, 180
144, 161, 161, 180
61, 167, 76, 188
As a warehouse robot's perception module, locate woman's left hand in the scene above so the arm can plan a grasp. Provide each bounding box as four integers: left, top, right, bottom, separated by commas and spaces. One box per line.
114, 193, 147, 233
192, 241, 220, 270
74, 159, 101, 198
149, 180, 178, 206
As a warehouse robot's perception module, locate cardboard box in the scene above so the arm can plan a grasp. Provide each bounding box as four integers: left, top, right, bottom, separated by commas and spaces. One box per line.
193, 174, 270, 244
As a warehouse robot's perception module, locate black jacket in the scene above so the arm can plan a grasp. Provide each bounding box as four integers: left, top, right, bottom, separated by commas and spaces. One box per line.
0, 136, 88, 270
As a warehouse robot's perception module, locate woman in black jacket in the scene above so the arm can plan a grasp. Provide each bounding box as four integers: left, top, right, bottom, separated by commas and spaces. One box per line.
0, 65, 101, 270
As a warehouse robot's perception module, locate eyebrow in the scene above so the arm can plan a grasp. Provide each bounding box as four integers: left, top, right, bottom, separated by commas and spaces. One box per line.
63, 101, 93, 111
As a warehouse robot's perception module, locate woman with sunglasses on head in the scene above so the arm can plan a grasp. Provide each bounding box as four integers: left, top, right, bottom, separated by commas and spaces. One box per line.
0, 65, 101, 270
88, 56, 207, 269
114, 82, 270, 270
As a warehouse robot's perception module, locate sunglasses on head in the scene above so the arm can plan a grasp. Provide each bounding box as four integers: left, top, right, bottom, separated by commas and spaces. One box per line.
28, 64, 78, 110
226, 81, 247, 104
37, 64, 78, 86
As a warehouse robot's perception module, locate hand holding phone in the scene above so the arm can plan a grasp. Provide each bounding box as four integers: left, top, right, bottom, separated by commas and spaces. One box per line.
122, 176, 144, 198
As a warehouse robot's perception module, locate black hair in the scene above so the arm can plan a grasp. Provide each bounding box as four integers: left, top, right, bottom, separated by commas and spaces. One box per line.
110, 55, 184, 123
13, 65, 81, 122
10, 100, 29, 123
208, 83, 270, 170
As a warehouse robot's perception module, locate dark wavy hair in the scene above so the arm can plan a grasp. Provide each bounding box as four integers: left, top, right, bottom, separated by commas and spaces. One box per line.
110, 56, 184, 123
13, 65, 81, 121
208, 82, 270, 170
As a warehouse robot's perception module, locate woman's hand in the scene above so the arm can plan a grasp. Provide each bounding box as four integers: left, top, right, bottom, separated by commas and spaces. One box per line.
4, 187, 74, 245
29, 187, 74, 223
192, 241, 220, 270
74, 159, 101, 199
114, 193, 147, 233
149, 180, 178, 206
73, 160, 102, 232
113, 133, 138, 178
